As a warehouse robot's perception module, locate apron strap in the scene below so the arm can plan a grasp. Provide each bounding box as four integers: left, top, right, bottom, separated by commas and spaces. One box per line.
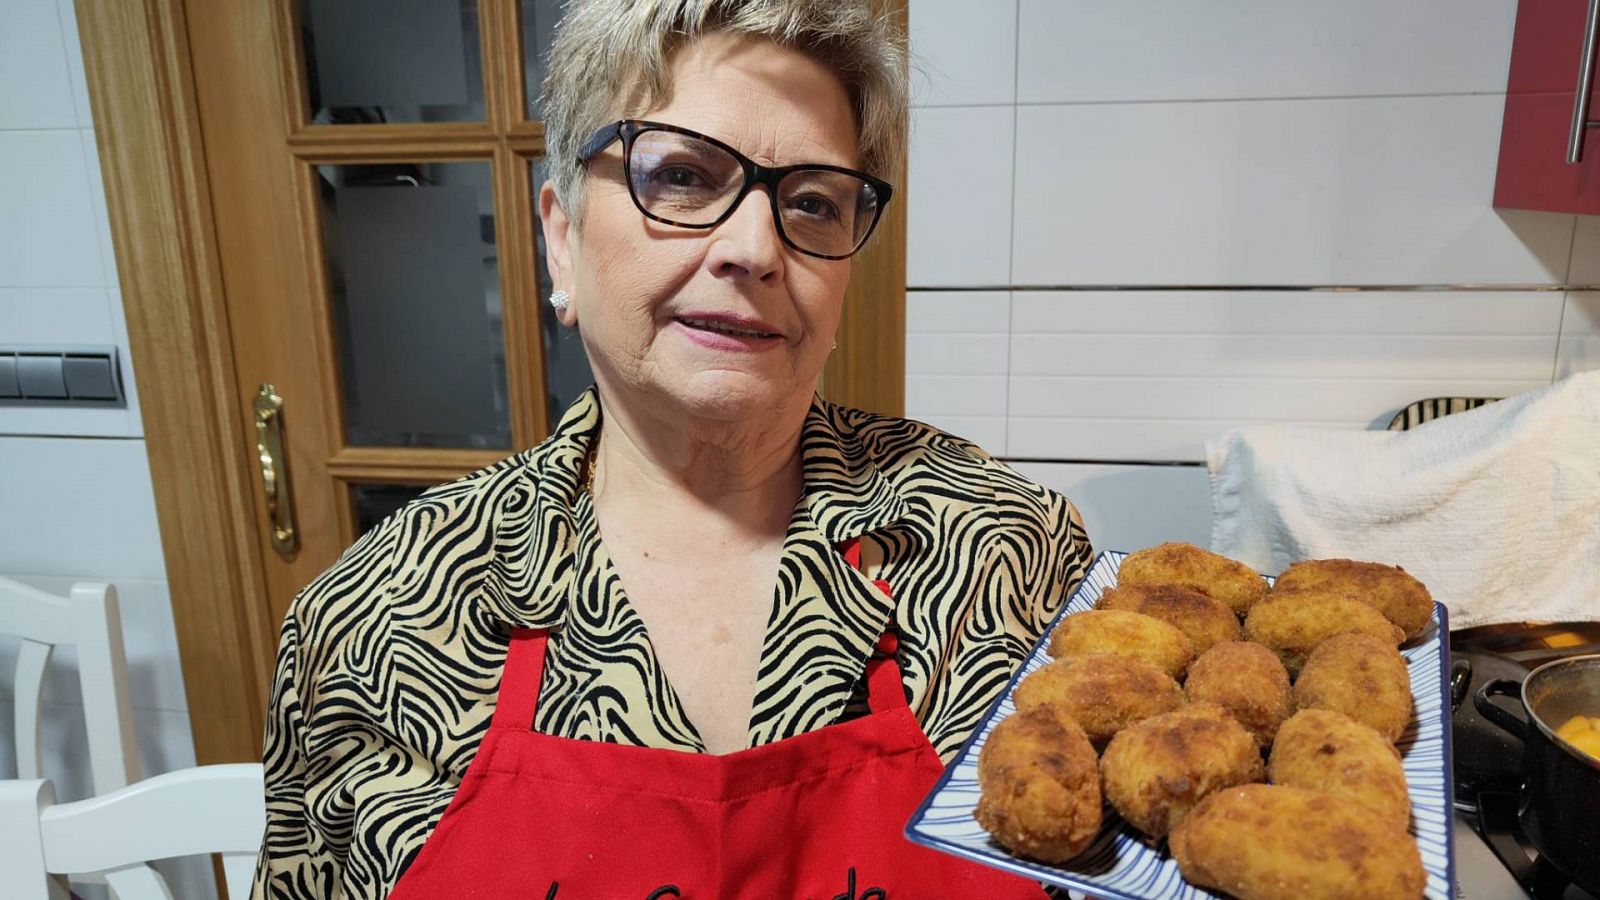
491, 627, 549, 731
863, 595, 909, 714
840, 537, 908, 716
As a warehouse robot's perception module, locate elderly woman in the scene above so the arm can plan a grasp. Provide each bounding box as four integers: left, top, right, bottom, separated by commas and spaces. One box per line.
254, 2, 1090, 898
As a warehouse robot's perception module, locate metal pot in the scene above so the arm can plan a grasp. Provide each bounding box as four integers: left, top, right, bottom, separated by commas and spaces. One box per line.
1475, 653, 1600, 895
1448, 650, 1529, 807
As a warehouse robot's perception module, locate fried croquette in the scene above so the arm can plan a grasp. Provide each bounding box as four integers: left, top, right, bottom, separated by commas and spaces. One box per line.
1243, 590, 1404, 676
1095, 583, 1242, 655
1012, 653, 1184, 745
1170, 784, 1425, 900
973, 704, 1102, 863
1183, 641, 1291, 748
1275, 558, 1434, 641
1268, 709, 1411, 832
1294, 632, 1414, 743
1047, 609, 1195, 679
1117, 542, 1269, 616
1098, 703, 1264, 838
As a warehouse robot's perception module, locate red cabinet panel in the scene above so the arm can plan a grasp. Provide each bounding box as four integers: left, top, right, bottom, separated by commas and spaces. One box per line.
1494, 0, 1600, 214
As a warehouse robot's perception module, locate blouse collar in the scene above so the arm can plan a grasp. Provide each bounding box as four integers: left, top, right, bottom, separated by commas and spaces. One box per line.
473, 386, 911, 630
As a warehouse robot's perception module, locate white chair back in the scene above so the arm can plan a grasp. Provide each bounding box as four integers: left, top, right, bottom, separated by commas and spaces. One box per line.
0, 576, 140, 793
0, 764, 266, 900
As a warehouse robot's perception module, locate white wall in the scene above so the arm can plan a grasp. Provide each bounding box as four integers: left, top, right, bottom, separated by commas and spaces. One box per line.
1, 0, 212, 895
906, 0, 1600, 553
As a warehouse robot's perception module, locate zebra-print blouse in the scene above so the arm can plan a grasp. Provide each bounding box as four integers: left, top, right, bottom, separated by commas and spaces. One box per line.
252, 386, 1092, 900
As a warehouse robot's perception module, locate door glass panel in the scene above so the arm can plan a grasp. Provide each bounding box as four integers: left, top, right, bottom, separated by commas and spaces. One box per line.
521, 0, 564, 118
351, 482, 432, 536
302, 0, 484, 124
317, 162, 512, 449
531, 160, 595, 422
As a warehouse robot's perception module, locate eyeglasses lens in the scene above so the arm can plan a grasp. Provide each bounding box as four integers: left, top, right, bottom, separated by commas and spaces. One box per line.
627, 129, 881, 258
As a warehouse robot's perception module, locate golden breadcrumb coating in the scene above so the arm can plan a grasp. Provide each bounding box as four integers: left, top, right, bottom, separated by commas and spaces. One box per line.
1096, 583, 1243, 655
1170, 784, 1424, 900
1184, 640, 1291, 748
1244, 590, 1404, 676
974, 704, 1103, 863
1117, 542, 1269, 616
1099, 702, 1264, 838
1047, 609, 1196, 679
1013, 653, 1183, 745
1275, 558, 1434, 641
1294, 631, 1414, 743
1268, 708, 1411, 832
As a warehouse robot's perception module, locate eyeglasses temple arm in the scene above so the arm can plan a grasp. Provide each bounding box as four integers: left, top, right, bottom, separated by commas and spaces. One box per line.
576, 121, 625, 162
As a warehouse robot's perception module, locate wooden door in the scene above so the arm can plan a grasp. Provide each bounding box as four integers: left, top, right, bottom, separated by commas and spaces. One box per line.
76, 0, 905, 767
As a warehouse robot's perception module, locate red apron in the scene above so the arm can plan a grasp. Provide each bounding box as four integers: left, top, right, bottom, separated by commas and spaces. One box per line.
387, 538, 1048, 899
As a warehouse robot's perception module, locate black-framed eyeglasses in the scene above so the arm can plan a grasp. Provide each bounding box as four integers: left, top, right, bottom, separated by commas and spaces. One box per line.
576, 119, 893, 261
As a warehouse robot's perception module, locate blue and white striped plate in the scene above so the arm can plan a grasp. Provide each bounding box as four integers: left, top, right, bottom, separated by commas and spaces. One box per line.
905, 550, 1455, 900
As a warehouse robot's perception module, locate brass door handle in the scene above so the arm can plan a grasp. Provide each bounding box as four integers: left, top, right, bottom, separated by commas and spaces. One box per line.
254, 383, 299, 556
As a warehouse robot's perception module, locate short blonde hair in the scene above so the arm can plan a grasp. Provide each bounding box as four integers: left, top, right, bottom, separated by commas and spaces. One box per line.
539, 0, 908, 227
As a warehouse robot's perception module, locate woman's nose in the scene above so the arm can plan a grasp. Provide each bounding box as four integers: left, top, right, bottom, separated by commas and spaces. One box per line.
704, 187, 784, 284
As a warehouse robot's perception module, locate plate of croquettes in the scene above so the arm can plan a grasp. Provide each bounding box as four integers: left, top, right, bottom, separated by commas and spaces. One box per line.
906, 544, 1453, 900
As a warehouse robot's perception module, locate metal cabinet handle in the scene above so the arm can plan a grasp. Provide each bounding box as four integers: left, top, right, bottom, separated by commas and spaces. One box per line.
1569, 0, 1600, 164
254, 383, 299, 556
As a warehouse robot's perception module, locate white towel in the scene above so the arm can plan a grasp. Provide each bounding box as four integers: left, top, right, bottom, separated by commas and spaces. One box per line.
1207, 371, 1600, 630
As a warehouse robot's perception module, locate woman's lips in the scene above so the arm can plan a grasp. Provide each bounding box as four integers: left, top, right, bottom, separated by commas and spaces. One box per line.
672, 315, 785, 352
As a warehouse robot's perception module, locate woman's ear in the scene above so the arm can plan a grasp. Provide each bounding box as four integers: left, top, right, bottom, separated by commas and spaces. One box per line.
538, 180, 580, 327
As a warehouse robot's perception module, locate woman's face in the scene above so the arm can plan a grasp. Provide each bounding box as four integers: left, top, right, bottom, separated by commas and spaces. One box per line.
540, 32, 859, 425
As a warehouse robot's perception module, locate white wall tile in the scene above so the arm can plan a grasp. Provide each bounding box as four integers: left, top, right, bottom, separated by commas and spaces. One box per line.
908, 106, 1014, 286
0, 130, 104, 287
1010, 374, 1551, 426
0, 0, 77, 129
1559, 292, 1600, 336
906, 290, 1009, 333
0, 407, 142, 439
906, 291, 1009, 452
1010, 334, 1557, 381
1008, 461, 1212, 551
907, 374, 1006, 416
907, 332, 1008, 375
1009, 414, 1349, 462
1004, 290, 1562, 461
1017, 1, 1515, 104
1556, 292, 1600, 380
1012, 95, 1574, 286
909, 0, 1016, 107
1572, 216, 1600, 286
905, 331, 1009, 449
1011, 290, 1564, 335
55, 0, 93, 127
0, 437, 167, 580
0, 286, 116, 342
81, 130, 119, 283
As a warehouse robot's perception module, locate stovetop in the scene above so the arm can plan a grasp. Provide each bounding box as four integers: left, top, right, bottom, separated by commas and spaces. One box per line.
1449, 622, 1600, 900
1455, 799, 1597, 900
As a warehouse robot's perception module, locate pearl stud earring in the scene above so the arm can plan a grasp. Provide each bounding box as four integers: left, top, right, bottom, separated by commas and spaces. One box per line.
549, 289, 570, 312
